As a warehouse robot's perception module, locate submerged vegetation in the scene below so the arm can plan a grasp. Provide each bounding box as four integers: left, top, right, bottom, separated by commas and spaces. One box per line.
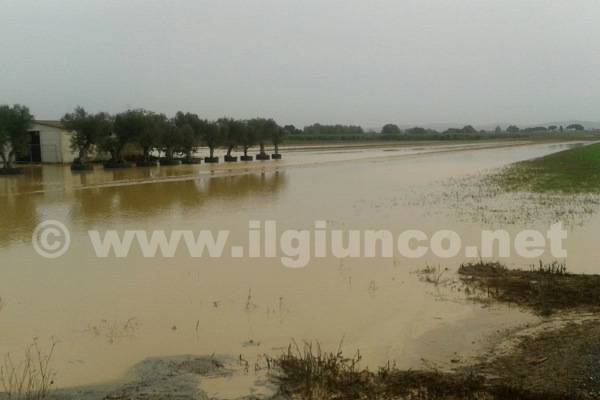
272, 340, 589, 399
458, 261, 600, 316
0, 339, 56, 400
492, 142, 600, 193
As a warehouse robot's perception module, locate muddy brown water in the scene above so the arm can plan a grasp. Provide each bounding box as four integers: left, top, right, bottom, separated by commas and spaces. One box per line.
0, 141, 598, 396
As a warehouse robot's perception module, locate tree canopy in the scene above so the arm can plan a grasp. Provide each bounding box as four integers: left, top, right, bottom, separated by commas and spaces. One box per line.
567, 124, 585, 131
0, 104, 34, 169
381, 124, 401, 135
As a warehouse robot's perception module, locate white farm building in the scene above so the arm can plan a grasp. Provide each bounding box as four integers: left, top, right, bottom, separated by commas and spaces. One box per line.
20, 121, 75, 164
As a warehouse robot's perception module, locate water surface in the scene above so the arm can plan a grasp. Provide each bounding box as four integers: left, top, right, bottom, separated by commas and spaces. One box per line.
0, 141, 597, 393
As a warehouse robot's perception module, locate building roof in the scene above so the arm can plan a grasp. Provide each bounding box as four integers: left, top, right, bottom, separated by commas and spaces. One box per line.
34, 120, 65, 129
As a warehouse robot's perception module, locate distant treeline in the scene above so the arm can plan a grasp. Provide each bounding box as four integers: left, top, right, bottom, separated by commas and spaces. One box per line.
286, 122, 594, 141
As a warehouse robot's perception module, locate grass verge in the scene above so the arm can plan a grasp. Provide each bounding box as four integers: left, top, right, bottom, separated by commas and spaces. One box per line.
491, 142, 600, 193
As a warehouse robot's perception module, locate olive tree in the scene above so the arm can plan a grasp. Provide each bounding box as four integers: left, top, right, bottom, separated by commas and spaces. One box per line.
173, 112, 203, 162
220, 118, 246, 160
271, 126, 286, 156
248, 118, 278, 158
112, 109, 159, 163
202, 121, 223, 161
159, 118, 184, 162
96, 113, 132, 164
62, 106, 99, 164
0, 104, 34, 170
239, 119, 257, 159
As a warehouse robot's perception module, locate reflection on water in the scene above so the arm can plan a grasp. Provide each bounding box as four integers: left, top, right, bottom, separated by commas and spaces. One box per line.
0, 171, 286, 246
0, 141, 599, 394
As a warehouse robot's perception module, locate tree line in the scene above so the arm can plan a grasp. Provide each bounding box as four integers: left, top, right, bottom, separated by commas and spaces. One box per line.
64, 107, 287, 168
0, 103, 593, 173
281, 123, 589, 141
0, 104, 287, 173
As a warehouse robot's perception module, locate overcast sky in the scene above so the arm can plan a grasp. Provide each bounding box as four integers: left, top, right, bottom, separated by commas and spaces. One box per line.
1, 0, 599, 128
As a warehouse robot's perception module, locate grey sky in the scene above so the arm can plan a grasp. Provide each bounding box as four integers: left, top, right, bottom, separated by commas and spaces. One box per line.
1, 0, 599, 128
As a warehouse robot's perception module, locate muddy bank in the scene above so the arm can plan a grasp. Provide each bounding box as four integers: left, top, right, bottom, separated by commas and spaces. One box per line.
48, 355, 278, 400
457, 261, 600, 316
273, 317, 600, 399
274, 258, 600, 399
41, 316, 600, 400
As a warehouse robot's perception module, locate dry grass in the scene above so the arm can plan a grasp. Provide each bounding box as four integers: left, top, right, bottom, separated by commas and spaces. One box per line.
414, 265, 451, 286
0, 339, 57, 400
271, 341, 581, 399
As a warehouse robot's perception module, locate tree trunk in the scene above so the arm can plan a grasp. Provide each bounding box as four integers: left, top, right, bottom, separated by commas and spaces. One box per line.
1, 153, 7, 170
6, 150, 15, 169
112, 144, 122, 163
274, 143, 279, 154
210, 147, 214, 158
78, 148, 87, 164
227, 145, 233, 157
244, 146, 248, 156
260, 142, 265, 154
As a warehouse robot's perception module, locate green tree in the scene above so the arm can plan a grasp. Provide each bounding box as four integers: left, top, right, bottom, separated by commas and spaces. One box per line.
381, 124, 401, 135
271, 126, 286, 155
249, 118, 278, 156
220, 118, 246, 159
203, 121, 222, 159
96, 113, 131, 163
144, 115, 180, 162
0, 104, 34, 170
173, 112, 203, 161
506, 125, 520, 133
240, 120, 257, 158
567, 123, 584, 131
112, 109, 160, 163
160, 120, 185, 162
62, 106, 99, 164
462, 125, 477, 134
283, 124, 302, 135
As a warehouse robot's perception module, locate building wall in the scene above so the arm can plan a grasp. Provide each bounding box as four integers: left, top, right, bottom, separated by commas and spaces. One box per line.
60, 131, 75, 163
29, 123, 75, 164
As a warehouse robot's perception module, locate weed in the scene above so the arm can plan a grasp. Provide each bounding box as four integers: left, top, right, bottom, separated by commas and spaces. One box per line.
272, 341, 581, 399
458, 261, 600, 315
0, 338, 57, 400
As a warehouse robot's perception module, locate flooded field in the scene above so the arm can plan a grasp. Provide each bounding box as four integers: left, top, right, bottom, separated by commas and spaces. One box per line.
0, 140, 597, 397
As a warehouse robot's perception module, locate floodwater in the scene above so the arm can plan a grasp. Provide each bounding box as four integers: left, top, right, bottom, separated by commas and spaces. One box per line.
0, 141, 598, 396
